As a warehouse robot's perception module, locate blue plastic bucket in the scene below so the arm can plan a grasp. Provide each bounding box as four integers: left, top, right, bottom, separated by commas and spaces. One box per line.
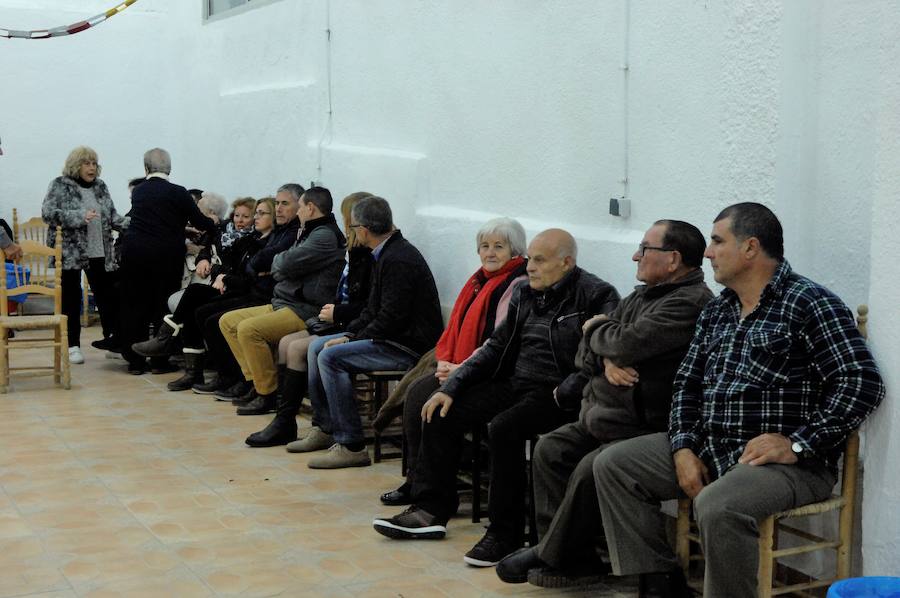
828, 577, 900, 598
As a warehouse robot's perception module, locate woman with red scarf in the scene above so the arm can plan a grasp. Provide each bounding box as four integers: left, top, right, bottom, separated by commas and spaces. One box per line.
377, 217, 528, 506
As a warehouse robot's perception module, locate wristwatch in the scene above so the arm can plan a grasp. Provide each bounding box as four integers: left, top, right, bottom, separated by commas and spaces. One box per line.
791, 441, 814, 460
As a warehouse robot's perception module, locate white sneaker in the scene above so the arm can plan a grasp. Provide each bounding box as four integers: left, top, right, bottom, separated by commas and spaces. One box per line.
68, 346, 84, 364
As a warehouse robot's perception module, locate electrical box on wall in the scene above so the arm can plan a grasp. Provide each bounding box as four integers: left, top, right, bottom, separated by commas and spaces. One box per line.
609, 198, 630, 218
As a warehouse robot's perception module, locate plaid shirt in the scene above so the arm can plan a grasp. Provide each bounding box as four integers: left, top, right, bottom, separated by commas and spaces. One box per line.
669, 260, 885, 479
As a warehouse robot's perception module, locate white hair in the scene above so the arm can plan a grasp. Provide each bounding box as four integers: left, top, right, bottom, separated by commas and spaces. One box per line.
198, 192, 228, 220
476, 217, 527, 257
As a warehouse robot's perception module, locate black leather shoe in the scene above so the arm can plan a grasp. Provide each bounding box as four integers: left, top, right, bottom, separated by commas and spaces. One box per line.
150, 360, 180, 375
638, 568, 694, 598
236, 393, 276, 415
245, 414, 298, 447
126, 361, 146, 375
193, 376, 238, 396
528, 563, 610, 588
91, 336, 121, 352
231, 386, 257, 406
214, 380, 252, 401
380, 486, 412, 506
495, 547, 545, 584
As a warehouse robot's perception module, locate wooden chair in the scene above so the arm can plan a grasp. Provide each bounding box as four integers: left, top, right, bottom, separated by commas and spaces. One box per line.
354, 370, 407, 462
0, 227, 70, 393
11, 209, 54, 289
12, 209, 94, 324
675, 305, 870, 597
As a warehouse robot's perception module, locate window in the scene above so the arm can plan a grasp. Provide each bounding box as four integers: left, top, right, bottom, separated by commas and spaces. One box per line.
205, 0, 280, 19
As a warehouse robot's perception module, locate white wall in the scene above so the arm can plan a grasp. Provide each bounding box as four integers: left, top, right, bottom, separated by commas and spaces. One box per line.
0, 0, 896, 574
0, 1, 192, 214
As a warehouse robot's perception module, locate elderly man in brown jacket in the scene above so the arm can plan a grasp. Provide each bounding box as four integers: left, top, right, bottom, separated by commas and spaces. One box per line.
496, 219, 713, 588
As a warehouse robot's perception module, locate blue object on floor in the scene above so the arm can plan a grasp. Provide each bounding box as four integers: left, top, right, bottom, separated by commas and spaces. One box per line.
4, 263, 31, 303
828, 577, 900, 598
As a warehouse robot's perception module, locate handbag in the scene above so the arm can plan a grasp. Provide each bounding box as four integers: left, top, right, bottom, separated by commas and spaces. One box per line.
304, 316, 340, 336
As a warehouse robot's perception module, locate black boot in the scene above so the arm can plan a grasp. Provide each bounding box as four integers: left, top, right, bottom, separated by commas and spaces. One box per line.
192, 373, 238, 395
167, 351, 205, 391
245, 370, 305, 446
236, 391, 276, 415
132, 315, 182, 358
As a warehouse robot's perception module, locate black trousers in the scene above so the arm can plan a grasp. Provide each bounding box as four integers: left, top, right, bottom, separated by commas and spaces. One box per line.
401, 371, 441, 483
119, 250, 184, 365
193, 292, 269, 379
60, 258, 118, 348
172, 283, 219, 346
410, 379, 571, 544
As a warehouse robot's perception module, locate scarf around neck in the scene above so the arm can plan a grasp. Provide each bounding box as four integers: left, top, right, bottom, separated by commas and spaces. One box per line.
435, 255, 526, 363
220, 221, 254, 249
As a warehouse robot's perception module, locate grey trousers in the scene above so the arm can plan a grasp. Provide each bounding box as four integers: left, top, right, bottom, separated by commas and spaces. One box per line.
532, 421, 612, 568
594, 432, 836, 598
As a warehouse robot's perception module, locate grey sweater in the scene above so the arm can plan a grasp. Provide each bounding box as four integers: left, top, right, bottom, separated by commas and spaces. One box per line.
270, 215, 346, 320
576, 268, 713, 441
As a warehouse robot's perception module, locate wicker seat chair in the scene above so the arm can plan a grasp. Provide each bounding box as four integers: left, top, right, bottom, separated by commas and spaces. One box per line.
0, 227, 70, 393
675, 305, 870, 597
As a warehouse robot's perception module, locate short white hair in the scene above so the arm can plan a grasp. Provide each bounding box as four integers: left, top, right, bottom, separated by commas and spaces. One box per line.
143, 147, 171, 174
476, 217, 527, 257
198, 192, 227, 220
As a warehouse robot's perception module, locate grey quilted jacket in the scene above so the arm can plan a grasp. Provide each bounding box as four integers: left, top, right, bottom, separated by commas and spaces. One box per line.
41, 176, 124, 271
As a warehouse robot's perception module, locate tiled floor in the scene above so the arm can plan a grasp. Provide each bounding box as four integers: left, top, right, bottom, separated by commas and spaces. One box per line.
0, 328, 637, 597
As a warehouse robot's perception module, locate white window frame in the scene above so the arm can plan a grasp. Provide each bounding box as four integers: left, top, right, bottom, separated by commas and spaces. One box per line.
204, 0, 284, 22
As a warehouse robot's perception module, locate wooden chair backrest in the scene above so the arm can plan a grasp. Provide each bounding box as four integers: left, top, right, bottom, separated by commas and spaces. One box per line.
12, 209, 48, 246
1, 229, 63, 316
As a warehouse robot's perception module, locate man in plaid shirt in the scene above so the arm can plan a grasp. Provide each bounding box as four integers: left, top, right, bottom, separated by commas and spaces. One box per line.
593, 203, 885, 598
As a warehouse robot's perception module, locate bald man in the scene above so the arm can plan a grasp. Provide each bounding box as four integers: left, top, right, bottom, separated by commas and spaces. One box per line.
374, 229, 620, 568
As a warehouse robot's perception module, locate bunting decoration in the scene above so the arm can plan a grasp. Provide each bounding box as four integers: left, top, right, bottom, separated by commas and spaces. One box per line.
1, 0, 139, 39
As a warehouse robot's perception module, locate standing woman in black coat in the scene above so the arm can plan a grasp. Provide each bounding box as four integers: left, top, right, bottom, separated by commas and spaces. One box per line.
118, 148, 216, 374
42, 146, 124, 365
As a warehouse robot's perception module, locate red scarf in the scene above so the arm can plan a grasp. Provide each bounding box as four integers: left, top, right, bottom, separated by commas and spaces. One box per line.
435, 255, 526, 363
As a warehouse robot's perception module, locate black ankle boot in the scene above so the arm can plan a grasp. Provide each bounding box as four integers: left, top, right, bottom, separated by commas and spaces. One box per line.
167, 351, 205, 391
245, 370, 305, 446
236, 392, 276, 415
132, 316, 181, 358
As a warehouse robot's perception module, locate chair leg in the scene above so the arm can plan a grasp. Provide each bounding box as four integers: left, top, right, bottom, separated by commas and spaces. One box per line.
836, 496, 854, 579
757, 516, 775, 598
373, 379, 387, 463
471, 425, 482, 523
676, 499, 691, 577
54, 325, 62, 385
81, 272, 89, 329
60, 319, 71, 390
0, 326, 8, 393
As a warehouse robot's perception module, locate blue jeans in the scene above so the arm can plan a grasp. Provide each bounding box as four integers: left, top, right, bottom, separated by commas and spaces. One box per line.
307, 333, 347, 431
315, 338, 417, 445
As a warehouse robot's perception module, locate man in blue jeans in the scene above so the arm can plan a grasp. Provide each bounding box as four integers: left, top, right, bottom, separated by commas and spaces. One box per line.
288, 196, 443, 469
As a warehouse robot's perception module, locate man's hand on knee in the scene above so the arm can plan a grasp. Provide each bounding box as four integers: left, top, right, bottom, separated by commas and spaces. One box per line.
323, 335, 349, 349
674, 448, 709, 499
738, 433, 797, 466
422, 391, 454, 423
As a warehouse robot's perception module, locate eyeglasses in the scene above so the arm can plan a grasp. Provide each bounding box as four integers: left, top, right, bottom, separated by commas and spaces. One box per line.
254, 211, 272, 217
637, 244, 674, 257
348, 224, 365, 229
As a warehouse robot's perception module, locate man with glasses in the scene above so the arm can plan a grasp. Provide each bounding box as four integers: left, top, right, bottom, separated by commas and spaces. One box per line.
593, 203, 884, 598
495, 220, 712, 587
287, 195, 444, 468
